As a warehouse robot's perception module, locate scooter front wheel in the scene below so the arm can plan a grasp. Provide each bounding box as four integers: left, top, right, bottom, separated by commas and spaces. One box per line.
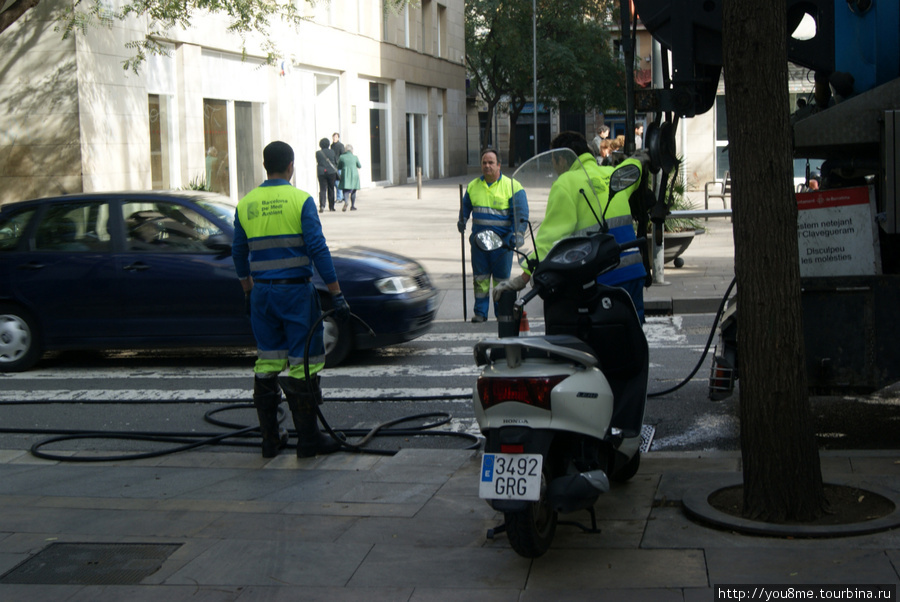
504, 463, 557, 558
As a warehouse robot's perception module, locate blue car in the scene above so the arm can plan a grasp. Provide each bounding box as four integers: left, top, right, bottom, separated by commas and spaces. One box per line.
0, 191, 437, 372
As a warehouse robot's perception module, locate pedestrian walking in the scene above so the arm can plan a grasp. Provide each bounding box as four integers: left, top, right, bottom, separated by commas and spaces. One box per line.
315, 138, 339, 212
338, 144, 362, 211
331, 133, 345, 204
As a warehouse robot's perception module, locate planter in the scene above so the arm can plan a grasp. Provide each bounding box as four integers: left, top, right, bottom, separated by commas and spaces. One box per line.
663, 229, 700, 268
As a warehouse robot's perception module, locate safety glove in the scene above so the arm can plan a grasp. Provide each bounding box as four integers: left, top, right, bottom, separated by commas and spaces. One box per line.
332, 292, 351, 321
492, 274, 528, 302
457, 220, 466, 233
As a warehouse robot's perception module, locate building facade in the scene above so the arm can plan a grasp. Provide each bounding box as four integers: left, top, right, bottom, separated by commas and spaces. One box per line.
0, 0, 467, 205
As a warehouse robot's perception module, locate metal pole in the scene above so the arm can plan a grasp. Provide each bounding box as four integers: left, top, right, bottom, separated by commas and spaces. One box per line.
533, 0, 538, 157
651, 38, 667, 285
459, 183, 468, 321
620, 0, 635, 155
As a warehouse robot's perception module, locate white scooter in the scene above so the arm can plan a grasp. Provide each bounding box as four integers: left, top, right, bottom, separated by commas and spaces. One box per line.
472, 150, 650, 558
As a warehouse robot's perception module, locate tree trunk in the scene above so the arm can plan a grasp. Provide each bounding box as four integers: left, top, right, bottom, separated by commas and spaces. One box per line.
506, 120, 517, 169
480, 104, 496, 153
722, 0, 826, 522
0, 0, 40, 35
507, 105, 525, 169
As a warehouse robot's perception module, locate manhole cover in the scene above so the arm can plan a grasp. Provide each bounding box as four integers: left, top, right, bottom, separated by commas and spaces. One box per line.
0, 542, 182, 585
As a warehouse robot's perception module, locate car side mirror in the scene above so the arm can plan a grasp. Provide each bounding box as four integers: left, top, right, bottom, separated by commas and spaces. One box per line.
206, 234, 232, 253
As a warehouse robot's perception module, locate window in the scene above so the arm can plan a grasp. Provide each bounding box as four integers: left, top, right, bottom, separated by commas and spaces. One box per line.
715, 96, 730, 180
234, 101, 264, 198
203, 98, 265, 199
437, 4, 447, 58
369, 82, 390, 183
407, 113, 426, 179
149, 94, 174, 189
204, 99, 230, 195
406, 85, 428, 180
123, 201, 220, 253
0, 208, 36, 252
34, 202, 111, 252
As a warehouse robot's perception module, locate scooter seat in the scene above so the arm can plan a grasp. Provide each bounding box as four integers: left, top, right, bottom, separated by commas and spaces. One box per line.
485, 335, 596, 365
530, 335, 595, 358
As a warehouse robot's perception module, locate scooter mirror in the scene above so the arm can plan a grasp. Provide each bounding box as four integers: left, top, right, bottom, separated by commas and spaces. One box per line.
474, 230, 505, 252
609, 163, 642, 195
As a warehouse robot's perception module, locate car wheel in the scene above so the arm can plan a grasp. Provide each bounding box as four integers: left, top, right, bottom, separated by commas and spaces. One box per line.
319, 293, 351, 367
0, 304, 42, 372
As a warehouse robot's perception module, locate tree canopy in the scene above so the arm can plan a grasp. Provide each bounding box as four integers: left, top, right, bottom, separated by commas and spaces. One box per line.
465, 0, 624, 162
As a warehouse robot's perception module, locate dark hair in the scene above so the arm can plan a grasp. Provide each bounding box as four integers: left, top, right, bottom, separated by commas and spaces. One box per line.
319, 138, 330, 149
550, 131, 592, 156
481, 147, 500, 163
263, 141, 294, 174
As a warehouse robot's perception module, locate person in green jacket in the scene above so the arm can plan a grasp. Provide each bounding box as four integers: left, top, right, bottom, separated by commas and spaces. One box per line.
494, 131, 648, 321
338, 145, 362, 211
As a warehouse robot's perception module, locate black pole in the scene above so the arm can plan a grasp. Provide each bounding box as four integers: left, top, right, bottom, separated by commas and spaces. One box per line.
621, 0, 636, 156
459, 183, 468, 322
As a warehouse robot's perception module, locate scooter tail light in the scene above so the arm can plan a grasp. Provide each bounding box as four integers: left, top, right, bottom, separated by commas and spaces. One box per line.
477, 375, 567, 411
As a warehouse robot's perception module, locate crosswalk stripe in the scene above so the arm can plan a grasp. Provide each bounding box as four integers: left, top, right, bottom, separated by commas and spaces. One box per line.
0, 388, 474, 403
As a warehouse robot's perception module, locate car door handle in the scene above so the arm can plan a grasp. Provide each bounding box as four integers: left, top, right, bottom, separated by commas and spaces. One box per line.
17, 261, 45, 270
123, 262, 150, 272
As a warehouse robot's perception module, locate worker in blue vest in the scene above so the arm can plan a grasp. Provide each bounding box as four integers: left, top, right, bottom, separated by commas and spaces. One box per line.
457, 148, 529, 322
233, 141, 350, 458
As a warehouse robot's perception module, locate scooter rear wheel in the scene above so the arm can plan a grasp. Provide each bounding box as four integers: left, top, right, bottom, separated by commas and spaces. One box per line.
504, 464, 557, 558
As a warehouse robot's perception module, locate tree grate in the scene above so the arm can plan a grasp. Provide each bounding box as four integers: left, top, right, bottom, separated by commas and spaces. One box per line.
0, 542, 182, 585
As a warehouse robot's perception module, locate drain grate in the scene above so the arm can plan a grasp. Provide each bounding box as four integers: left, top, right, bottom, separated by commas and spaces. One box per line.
0, 542, 182, 585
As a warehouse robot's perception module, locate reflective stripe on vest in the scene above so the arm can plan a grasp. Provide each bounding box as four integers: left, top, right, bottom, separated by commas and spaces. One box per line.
467, 175, 522, 230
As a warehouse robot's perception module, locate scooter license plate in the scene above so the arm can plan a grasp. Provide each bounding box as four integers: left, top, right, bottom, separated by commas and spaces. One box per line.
479, 453, 543, 501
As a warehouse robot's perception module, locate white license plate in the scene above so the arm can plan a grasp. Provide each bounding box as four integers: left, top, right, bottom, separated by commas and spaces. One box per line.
479, 453, 543, 501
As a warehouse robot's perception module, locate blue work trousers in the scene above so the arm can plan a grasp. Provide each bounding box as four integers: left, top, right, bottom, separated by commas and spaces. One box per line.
250, 282, 325, 379
471, 244, 513, 319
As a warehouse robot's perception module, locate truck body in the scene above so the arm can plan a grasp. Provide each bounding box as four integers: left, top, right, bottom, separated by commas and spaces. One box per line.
633, 0, 900, 393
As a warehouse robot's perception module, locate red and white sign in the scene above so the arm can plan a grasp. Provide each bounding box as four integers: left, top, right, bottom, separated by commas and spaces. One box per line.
796, 186, 881, 277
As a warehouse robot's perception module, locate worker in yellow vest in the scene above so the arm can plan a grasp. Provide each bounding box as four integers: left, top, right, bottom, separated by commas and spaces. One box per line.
457, 148, 529, 322
233, 141, 349, 458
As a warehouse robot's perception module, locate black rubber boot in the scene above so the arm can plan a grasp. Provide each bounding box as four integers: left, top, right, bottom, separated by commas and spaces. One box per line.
280, 375, 343, 458
253, 376, 288, 458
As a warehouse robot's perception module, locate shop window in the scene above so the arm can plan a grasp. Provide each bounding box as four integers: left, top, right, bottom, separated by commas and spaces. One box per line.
149, 94, 173, 189
203, 99, 230, 195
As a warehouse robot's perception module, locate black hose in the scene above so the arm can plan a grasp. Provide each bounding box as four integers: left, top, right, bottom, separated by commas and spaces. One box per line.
5, 400, 480, 462
647, 276, 736, 398
6, 308, 479, 462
